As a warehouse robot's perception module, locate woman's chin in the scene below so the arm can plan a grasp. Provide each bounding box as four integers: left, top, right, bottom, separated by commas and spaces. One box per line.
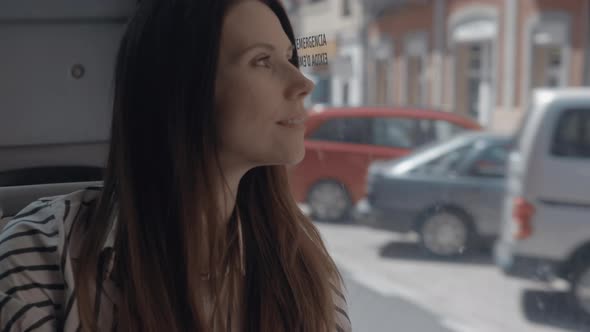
286, 146, 306, 166
268, 148, 306, 167
284, 155, 304, 167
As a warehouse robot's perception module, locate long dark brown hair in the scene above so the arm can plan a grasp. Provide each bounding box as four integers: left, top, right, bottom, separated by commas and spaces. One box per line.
74, 0, 343, 331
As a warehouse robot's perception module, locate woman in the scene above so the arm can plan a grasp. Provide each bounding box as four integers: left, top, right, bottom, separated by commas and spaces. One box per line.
0, 0, 351, 331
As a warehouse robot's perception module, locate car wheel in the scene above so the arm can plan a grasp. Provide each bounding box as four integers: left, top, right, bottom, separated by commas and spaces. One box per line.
307, 180, 351, 222
418, 209, 473, 258
569, 260, 590, 320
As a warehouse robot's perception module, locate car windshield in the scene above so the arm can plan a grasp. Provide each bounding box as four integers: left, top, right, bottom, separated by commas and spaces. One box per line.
383, 134, 473, 173
396, 134, 469, 161
3, 1, 590, 332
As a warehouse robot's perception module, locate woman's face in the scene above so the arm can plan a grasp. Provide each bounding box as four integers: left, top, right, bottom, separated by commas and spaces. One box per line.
215, 0, 315, 172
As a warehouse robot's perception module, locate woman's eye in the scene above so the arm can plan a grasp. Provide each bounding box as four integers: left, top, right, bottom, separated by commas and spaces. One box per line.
254, 56, 271, 68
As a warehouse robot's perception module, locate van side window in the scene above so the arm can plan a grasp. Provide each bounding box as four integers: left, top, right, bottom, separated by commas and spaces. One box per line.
309, 118, 371, 145
551, 109, 590, 158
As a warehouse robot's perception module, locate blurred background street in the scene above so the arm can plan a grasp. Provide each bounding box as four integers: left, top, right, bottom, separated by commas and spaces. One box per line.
312, 218, 590, 332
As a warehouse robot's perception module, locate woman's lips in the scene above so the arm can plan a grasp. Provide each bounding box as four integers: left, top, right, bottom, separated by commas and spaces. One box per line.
277, 115, 307, 128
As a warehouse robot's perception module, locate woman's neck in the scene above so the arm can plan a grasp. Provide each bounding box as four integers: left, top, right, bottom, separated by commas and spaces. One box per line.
215, 159, 250, 224
216, 171, 241, 224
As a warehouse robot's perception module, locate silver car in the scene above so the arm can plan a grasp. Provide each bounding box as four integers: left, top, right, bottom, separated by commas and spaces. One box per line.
355, 132, 511, 257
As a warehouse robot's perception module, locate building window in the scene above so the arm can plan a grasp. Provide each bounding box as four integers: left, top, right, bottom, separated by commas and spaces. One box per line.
531, 22, 567, 88
371, 39, 394, 106
311, 76, 331, 104
375, 59, 388, 105
342, 0, 351, 16
333, 55, 353, 106
532, 46, 562, 87
406, 54, 426, 106
465, 43, 493, 120
451, 17, 497, 126
404, 32, 428, 107
526, 15, 570, 105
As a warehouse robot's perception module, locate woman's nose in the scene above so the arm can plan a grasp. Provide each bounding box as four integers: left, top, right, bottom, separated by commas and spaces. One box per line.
286, 69, 315, 100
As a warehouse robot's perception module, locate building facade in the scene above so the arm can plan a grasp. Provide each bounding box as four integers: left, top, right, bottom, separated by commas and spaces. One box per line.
367, 0, 590, 133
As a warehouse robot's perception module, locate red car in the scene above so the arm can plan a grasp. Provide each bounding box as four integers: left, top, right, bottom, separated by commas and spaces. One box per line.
288, 106, 482, 221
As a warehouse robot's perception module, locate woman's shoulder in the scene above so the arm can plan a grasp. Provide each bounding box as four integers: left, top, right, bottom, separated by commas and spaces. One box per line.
0, 187, 101, 331
0, 186, 103, 253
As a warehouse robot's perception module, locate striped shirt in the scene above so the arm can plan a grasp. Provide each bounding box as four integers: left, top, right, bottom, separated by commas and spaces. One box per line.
0, 187, 352, 331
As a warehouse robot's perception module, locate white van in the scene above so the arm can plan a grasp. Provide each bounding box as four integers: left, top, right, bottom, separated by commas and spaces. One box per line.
495, 88, 590, 319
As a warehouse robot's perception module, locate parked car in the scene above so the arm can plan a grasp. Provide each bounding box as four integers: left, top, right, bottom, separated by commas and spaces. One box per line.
288, 106, 482, 221
494, 88, 590, 320
355, 132, 510, 257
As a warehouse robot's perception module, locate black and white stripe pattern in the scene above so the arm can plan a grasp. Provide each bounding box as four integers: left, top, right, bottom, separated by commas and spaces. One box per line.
0, 189, 106, 332
0, 187, 352, 331
0, 198, 65, 332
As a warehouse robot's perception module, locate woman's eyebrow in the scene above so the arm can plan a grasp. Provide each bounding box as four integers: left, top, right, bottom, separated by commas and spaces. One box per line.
234, 42, 295, 60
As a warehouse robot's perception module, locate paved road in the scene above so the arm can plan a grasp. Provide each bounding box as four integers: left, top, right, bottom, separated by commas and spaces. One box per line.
315, 221, 590, 332
342, 268, 452, 332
